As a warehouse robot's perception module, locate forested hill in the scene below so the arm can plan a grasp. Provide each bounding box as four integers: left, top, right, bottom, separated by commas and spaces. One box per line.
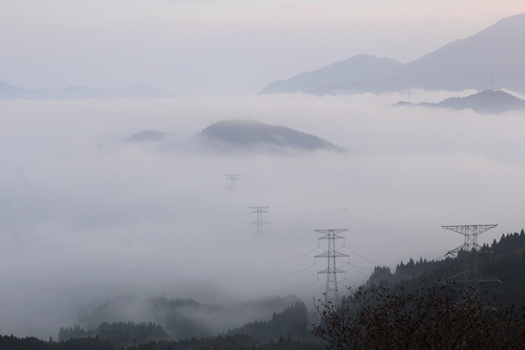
366, 230, 525, 305
43, 298, 320, 350
227, 301, 317, 343
4, 302, 321, 349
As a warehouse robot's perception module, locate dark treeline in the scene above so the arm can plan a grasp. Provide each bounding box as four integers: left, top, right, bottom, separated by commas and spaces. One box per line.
59, 322, 171, 346
0, 334, 324, 350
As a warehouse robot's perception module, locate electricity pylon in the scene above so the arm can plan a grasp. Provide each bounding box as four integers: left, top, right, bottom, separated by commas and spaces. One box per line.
249, 206, 270, 234
443, 224, 499, 289
315, 229, 348, 303
225, 174, 241, 189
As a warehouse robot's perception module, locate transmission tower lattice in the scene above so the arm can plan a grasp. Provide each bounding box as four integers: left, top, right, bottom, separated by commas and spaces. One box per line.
443, 224, 499, 288
225, 174, 241, 189
315, 229, 348, 303
249, 206, 270, 235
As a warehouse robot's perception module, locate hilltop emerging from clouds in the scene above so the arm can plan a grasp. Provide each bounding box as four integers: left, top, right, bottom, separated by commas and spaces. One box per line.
396, 90, 525, 114
200, 120, 344, 152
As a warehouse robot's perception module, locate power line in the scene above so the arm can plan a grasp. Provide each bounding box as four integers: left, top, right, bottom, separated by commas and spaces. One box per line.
355, 226, 442, 249
276, 263, 320, 274
336, 258, 375, 271
263, 238, 322, 259
285, 279, 321, 289
266, 223, 322, 258
341, 244, 389, 268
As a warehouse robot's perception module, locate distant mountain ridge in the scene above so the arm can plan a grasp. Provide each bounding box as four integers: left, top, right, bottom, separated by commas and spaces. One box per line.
260, 12, 525, 95
200, 120, 344, 152
396, 90, 525, 113
260, 54, 402, 95
0, 81, 174, 100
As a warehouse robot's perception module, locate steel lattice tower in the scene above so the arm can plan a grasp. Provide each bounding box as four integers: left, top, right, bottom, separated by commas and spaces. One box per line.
249, 206, 270, 234
225, 174, 241, 189
315, 229, 348, 303
443, 224, 499, 288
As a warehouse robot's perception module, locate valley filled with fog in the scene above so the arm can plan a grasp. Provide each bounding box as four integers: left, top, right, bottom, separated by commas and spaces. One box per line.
1, 91, 525, 338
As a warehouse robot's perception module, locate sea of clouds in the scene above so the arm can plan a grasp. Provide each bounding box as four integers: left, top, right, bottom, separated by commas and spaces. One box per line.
1, 91, 524, 338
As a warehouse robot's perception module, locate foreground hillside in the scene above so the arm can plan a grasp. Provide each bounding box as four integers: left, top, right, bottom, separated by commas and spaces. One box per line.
366, 230, 525, 305
4, 231, 525, 349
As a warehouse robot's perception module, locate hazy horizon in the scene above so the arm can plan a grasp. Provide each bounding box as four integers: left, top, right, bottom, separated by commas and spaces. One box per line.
1, 1, 525, 95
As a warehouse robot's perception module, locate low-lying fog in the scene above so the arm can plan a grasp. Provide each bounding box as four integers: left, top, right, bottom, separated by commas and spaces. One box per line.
1, 91, 525, 338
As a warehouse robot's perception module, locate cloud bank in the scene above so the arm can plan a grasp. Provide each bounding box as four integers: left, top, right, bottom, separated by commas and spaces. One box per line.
1, 93, 524, 338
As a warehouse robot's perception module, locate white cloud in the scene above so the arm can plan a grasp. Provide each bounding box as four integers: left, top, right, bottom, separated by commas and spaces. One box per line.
1, 93, 524, 337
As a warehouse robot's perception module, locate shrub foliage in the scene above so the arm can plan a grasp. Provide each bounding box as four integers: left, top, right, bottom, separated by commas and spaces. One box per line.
313, 282, 525, 349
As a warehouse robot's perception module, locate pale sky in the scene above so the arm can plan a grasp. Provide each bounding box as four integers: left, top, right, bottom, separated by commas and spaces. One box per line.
0, 0, 524, 94
2, 0, 524, 25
